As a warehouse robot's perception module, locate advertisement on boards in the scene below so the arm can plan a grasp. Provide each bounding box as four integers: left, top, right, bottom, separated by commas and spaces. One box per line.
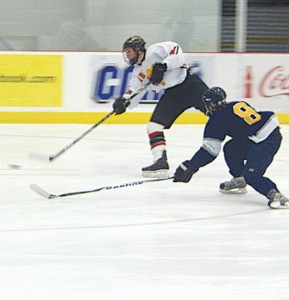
0, 54, 63, 107
241, 54, 289, 112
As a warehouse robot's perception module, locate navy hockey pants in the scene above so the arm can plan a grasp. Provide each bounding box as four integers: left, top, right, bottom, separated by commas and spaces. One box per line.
223, 127, 282, 198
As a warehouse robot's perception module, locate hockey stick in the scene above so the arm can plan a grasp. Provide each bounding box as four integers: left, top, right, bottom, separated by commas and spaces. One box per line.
29, 83, 149, 163
29, 111, 115, 163
30, 176, 174, 199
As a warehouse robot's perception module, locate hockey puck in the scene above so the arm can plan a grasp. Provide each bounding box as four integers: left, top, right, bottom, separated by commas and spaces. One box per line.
8, 164, 22, 169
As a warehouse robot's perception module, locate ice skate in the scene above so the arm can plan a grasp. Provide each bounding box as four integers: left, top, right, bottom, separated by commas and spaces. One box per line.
219, 176, 247, 194
267, 189, 289, 209
142, 151, 169, 178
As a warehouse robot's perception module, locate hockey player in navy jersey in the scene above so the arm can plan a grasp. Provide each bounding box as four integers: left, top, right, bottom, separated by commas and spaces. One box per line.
112, 36, 208, 178
173, 86, 289, 209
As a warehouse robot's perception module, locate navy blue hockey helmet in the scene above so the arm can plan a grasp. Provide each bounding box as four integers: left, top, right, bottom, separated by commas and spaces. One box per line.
202, 87, 227, 116
122, 36, 146, 65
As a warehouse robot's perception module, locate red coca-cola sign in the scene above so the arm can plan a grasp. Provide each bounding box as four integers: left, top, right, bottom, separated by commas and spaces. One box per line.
259, 66, 289, 97
244, 65, 289, 98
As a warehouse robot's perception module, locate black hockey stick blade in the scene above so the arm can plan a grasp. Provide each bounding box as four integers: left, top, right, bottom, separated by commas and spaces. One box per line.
30, 176, 173, 199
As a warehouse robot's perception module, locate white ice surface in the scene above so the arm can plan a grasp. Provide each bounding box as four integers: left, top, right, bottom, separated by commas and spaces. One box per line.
0, 124, 289, 300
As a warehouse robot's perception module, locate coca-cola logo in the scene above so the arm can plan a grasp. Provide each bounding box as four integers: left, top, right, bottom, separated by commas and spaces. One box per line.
259, 66, 289, 98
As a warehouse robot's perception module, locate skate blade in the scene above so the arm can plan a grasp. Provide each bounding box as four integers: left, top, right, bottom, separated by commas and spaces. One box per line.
269, 201, 289, 209
219, 187, 247, 194
142, 170, 170, 179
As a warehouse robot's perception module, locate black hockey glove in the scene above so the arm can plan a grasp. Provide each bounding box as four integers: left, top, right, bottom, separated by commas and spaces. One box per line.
150, 63, 167, 84
173, 160, 199, 183
113, 97, 129, 115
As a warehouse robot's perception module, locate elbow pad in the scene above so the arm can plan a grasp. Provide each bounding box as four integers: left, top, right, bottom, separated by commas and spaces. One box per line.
202, 138, 222, 157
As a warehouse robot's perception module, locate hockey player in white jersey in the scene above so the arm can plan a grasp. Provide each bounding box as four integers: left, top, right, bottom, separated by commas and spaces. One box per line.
113, 36, 208, 178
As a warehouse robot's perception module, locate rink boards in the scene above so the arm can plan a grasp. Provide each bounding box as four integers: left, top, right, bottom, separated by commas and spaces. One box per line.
0, 51, 288, 124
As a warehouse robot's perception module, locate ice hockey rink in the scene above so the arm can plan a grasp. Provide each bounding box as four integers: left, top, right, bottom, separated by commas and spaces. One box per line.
0, 123, 288, 300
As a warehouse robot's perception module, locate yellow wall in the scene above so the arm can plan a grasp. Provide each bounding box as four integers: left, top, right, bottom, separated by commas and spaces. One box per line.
1, 112, 289, 124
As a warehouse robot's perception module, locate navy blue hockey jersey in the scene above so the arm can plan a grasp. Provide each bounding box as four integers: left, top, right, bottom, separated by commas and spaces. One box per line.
204, 101, 277, 142
187, 101, 279, 170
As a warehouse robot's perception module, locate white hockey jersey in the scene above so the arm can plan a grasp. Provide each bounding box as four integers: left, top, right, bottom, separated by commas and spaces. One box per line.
123, 41, 187, 108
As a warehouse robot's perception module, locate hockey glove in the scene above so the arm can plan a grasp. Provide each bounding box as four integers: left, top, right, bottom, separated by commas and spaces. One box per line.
173, 160, 199, 183
113, 97, 129, 115
150, 63, 167, 85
